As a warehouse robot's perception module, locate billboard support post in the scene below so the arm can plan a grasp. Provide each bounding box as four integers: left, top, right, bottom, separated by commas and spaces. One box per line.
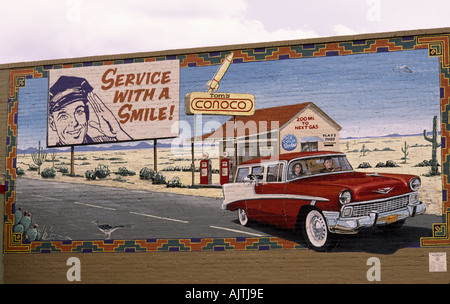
153, 139, 158, 172
70, 146, 75, 177
233, 115, 237, 178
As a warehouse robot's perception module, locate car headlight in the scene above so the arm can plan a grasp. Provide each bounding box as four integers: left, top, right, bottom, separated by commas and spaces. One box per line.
409, 177, 421, 191
339, 190, 352, 204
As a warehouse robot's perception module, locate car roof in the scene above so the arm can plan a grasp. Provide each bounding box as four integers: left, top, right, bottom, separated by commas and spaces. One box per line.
238, 151, 344, 166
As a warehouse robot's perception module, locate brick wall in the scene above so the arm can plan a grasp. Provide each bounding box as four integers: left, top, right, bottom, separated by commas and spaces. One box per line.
0, 68, 8, 284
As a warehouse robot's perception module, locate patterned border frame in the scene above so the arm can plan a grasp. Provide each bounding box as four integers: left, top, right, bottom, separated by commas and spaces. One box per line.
4, 34, 450, 253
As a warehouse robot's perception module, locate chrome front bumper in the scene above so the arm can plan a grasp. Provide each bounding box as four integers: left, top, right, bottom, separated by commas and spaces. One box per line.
323, 201, 427, 234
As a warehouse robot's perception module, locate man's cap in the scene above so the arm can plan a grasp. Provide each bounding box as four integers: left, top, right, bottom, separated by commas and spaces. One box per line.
49, 76, 93, 113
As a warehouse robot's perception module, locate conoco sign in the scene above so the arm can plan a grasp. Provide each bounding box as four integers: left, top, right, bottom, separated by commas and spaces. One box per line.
185, 92, 255, 116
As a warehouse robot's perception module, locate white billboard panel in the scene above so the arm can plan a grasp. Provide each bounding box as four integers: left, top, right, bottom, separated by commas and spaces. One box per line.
47, 60, 180, 147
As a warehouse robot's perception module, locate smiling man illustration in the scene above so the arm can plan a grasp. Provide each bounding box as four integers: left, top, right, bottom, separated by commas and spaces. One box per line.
49, 76, 132, 146
51, 99, 88, 145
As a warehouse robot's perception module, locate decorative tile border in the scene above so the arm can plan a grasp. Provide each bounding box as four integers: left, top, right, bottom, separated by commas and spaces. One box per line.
4, 34, 450, 253
23, 237, 305, 253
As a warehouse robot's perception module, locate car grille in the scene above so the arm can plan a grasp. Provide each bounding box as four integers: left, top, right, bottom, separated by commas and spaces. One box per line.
350, 195, 410, 217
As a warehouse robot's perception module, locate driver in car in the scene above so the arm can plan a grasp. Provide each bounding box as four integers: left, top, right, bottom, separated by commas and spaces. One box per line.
320, 157, 336, 173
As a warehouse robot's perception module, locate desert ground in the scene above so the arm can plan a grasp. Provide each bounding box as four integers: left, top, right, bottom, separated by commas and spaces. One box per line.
341, 135, 443, 215
16, 134, 443, 215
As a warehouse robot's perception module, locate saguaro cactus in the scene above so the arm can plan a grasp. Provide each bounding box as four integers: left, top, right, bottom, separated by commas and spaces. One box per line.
401, 141, 409, 163
423, 115, 441, 176
31, 141, 47, 174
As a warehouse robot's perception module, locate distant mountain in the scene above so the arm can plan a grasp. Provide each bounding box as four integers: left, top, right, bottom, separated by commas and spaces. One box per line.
18, 140, 170, 155
17, 131, 436, 154
342, 131, 440, 140
17, 140, 216, 155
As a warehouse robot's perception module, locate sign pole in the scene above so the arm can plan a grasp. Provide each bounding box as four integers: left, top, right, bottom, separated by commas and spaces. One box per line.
191, 141, 195, 186
70, 146, 75, 177
184, 52, 254, 182
191, 114, 197, 186
233, 115, 237, 178
153, 139, 158, 172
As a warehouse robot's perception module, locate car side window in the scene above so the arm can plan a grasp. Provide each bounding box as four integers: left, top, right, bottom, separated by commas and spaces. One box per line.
235, 167, 249, 182
251, 166, 264, 180
288, 160, 309, 180
267, 164, 283, 182
278, 164, 284, 181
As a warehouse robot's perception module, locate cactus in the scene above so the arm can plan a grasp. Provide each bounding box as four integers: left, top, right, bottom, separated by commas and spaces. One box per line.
423, 115, 441, 176
19, 212, 31, 230
12, 208, 44, 241
25, 224, 38, 241
360, 144, 369, 157
14, 207, 23, 225
31, 141, 47, 174
13, 224, 24, 234
401, 141, 409, 163
50, 151, 57, 167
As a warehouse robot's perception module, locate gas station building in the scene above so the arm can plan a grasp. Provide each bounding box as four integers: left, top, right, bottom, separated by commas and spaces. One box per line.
199, 102, 342, 164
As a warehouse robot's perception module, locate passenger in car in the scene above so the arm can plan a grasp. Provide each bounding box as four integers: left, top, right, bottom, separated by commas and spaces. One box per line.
289, 163, 304, 179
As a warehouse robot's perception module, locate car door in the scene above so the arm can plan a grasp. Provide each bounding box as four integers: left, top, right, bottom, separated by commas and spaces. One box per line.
245, 165, 264, 221
258, 163, 287, 226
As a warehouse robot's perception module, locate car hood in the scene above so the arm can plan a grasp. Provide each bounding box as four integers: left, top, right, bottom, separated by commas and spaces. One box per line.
300, 171, 414, 202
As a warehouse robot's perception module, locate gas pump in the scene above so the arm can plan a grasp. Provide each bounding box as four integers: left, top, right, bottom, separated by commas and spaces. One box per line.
200, 153, 212, 185
220, 157, 231, 185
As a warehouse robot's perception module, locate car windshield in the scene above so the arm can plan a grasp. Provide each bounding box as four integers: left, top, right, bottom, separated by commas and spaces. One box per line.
287, 155, 353, 180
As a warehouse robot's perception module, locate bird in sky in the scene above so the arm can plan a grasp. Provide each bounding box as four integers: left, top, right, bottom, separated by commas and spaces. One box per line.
395, 65, 413, 73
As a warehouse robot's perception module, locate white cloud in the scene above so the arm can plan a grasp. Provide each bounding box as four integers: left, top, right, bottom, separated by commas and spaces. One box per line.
1, 0, 449, 64
0, 0, 320, 64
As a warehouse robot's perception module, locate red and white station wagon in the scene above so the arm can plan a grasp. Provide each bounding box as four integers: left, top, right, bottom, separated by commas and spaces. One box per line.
222, 151, 426, 251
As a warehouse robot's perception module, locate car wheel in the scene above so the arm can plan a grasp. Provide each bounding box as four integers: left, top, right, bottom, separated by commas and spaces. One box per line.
237, 208, 249, 226
302, 209, 337, 251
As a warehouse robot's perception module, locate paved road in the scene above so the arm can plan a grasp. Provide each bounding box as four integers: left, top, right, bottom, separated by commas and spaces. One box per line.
15, 178, 268, 241
15, 178, 441, 253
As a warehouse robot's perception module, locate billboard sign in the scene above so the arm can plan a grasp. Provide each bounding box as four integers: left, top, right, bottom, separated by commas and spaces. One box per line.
47, 60, 180, 147
185, 92, 255, 116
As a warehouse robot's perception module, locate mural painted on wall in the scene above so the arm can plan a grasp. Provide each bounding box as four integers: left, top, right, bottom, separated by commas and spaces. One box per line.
4, 34, 450, 253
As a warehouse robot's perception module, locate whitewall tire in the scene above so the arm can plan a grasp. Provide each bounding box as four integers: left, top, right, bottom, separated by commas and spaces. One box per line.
237, 208, 249, 226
